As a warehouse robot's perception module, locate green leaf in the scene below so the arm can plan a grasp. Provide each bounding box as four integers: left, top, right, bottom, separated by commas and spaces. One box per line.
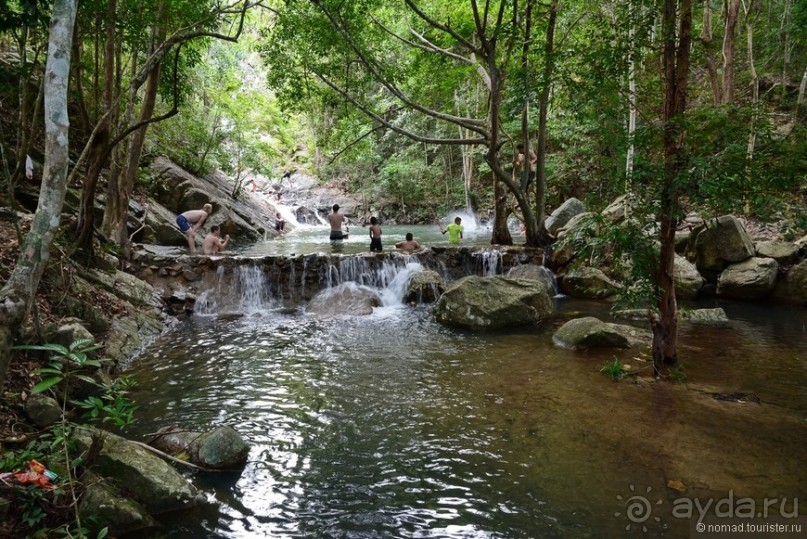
31, 377, 63, 394
13, 343, 70, 355
74, 374, 100, 385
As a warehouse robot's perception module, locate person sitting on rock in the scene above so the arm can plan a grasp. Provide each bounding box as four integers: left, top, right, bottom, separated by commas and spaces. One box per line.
395, 233, 421, 253
176, 203, 212, 254
202, 225, 230, 255
275, 212, 287, 233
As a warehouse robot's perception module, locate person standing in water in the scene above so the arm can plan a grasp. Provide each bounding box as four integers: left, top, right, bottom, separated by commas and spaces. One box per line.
368, 216, 382, 252
176, 203, 212, 254
395, 232, 421, 253
441, 216, 464, 244
328, 204, 349, 240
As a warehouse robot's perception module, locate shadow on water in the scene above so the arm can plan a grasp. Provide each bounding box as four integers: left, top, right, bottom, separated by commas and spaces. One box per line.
123, 293, 807, 538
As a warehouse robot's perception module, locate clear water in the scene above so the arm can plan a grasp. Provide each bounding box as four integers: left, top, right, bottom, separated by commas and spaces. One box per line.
125, 292, 807, 538
239, 224, 510, 257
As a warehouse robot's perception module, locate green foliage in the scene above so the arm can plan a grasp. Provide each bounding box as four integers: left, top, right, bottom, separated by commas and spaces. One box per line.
14, 339, 104, 395
600, 358, 626, 380
73, 376, 138, 428
669, 363, 687, 384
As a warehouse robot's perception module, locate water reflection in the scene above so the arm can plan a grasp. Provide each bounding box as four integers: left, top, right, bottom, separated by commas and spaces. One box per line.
126, 301, 807, 538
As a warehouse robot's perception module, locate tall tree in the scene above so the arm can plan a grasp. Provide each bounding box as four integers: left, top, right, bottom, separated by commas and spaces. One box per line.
0, 0, 77, 388
652, 0, 692, 375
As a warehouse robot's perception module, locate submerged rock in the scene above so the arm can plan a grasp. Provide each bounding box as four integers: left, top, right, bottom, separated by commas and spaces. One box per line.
433, 275, 554, 331
151, 426, 250, 470
307, 282, 382, 316
679, 308, 729, 324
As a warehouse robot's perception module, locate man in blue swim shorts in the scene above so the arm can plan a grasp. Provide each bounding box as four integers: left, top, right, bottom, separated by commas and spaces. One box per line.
176, 203, 212, 254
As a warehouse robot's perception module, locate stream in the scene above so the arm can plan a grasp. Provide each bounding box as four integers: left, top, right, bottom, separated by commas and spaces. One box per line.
124, 228, 807, 538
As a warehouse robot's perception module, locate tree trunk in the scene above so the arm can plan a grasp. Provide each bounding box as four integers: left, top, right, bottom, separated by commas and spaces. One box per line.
532, 0, 557, 245
742, 0, 759, 215
700, 0, 721, 105
780, 0, 792, 102
652, 0, 692, 376
485, 40, 513, 246
105, 1, 167, 248
721, 0, 741, 104
0, 0, 77, 388
75, 0, 117, 252
626, 1, 637, 192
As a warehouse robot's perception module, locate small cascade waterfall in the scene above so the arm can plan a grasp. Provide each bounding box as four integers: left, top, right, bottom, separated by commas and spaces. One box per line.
194, 264, 276, 315
324, 256, 413, 291
476, 250, 502, 276
378, 261, 424, 306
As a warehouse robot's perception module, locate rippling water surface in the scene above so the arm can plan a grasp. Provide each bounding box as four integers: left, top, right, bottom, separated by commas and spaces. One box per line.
126, 300, 807, 538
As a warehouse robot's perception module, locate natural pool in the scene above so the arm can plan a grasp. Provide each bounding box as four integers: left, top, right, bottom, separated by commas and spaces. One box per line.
124, 257, 807, 538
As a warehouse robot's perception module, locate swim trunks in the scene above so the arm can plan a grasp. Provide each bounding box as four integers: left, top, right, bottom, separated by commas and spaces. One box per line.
176, 214, 190, 232
330, 230, 347, 241
370, 237, 382, 252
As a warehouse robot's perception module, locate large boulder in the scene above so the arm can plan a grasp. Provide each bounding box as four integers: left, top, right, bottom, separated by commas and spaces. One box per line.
150, 426, 249, 469
601, 195, 627, 222
554, 211, 594, 242
433, 275, 554, 331
553, 317, 649, 350
404, 270, 446, 304
693, 215, 755, 279
141, 200, 189, 247
559, 267, 621, 299
545, 198, 586, 236
755, 240, 800, 265
73, 427, 204, 514
673, 254, 705, 299
716, 257, 779, 300
307, 283, 382, 316
771, 259, 807, 305
506, 264, 557, 294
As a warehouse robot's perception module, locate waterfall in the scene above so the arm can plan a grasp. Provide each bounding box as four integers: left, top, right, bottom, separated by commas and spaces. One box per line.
476, 250, 502, 276
378, 261, 424, 306
320, 255, 427, 307
194, 264, 276, 316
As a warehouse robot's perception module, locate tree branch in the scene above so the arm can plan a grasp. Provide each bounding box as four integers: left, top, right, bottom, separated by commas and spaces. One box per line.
313, 0, 487, 132
315, 72, 487, 145
404, 0, 482, 54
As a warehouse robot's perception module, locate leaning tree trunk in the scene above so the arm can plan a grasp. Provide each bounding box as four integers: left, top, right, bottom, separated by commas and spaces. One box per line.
75, 0, 117, 253
652, 0, 692, 376
0, 0, 77, 388
105, 1, 167, 248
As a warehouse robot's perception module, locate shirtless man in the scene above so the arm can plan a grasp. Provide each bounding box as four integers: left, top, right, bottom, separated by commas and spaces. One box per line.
328, 204, 349, 241
395, 233, 421, 253
368, 216, 382, 252
176, 203, 212, 254
202, 225, 230, 255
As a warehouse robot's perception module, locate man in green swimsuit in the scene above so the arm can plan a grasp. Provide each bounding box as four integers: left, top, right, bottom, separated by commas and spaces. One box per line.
441, 216, 463, 244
